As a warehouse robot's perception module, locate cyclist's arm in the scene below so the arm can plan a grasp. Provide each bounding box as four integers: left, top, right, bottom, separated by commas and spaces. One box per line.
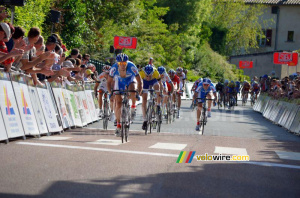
107, 76, 113, 95
170, 81, 174, 93
135, 74, 142, 95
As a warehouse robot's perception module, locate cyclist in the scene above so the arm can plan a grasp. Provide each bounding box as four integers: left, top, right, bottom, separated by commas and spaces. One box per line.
158, 66, 174, 116
140, 65, 162, 130
235, 81, 241, 106
241, 80, 251, 102
94, 65, 112, 118
175, 67, 186, 118
215, 81, 224, 107
251, 80, 260, 101
227, 80, 236, 109
107, 53, 142, 136
168, 69, 180, 116
194, 78, 217, 131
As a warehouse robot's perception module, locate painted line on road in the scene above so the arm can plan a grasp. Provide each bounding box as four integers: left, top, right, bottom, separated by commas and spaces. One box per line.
17, 142, 179, 158
82, 128, 179, 134
16, 142, 300, 169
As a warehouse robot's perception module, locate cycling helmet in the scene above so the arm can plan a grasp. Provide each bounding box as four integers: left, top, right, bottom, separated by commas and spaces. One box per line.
157, 66, 166, 75
235, 81, 240, 84
176, 67, 183, 73
103, 65, 111, 73
262, 74, 268, 78
144, 65, 154, 75
224, 79, 229, 84
207, 78, 212, 84
116, 53, 129, 62
202, 78, 210, 84
168, 69, 176, 75
198, 78, 203, 82
85, 69, 93, 75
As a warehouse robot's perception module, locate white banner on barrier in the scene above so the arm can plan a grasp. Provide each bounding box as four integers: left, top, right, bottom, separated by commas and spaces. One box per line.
36, 83, 62, 133
51, 82, 71, 129
73, 86, 87, 126
61, 83, 75, 127
78, 86, 92, 124
0, 71, 24, 138
84, 84, 98, 122
27, 78, 48, 134
11, 73, 40, 135
0, 106, 8, 141
65, 84, 82, 127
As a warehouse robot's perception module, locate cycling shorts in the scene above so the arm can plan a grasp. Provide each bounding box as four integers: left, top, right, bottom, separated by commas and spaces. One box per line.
143, 79, 158, 93
197, 91, 211, 103
113, 76, 135, 91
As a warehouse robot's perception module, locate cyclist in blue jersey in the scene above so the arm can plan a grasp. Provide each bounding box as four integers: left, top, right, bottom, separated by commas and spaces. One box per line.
107, 53, 142, 136
193, 78, 217, 131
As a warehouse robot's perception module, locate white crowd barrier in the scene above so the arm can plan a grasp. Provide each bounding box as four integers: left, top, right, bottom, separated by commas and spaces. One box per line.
253, 94, 300, 135
0, 69, 100, 143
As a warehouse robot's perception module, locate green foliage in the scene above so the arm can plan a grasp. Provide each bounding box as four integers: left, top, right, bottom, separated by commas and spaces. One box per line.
13, 0, 54, 34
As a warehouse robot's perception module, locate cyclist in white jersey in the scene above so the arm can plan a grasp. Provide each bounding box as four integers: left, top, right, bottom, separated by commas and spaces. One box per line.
94, 65, 115, 119
158, 66, 174, 115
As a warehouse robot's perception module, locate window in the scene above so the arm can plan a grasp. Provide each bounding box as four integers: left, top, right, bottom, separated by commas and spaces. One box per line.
257, 29, 272, 47
287, 31, 294, 42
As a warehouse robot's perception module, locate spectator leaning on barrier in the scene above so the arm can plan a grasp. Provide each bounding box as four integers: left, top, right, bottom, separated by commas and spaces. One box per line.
6, 26, 25, 53
34, 35, 45, 56
0, 22, 24, 71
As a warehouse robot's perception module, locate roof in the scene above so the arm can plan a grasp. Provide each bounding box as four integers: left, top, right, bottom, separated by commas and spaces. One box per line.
244, 0, 300, 5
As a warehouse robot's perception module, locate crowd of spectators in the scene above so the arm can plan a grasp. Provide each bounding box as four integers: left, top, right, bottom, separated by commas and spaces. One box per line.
259, 71, 300, 100
0, 6, 98, 86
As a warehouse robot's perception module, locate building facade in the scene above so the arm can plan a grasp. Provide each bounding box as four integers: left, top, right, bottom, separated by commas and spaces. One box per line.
230, 0, 300, 78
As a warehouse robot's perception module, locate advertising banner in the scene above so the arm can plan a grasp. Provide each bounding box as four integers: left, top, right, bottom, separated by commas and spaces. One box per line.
73, 85, 87, 126
239, 61, 253, 69
114, 36, 137, 49
27, 77, 48, 134
61, 82, 75, 127
273, 52, 298, 65
78, 85, 92, 124
0, 70, 25, 138
10, 73, 40, 135
84, 83, 98, 122
51, 82, 71, 129
36, 83, 62, 133
65, 84, 82, 127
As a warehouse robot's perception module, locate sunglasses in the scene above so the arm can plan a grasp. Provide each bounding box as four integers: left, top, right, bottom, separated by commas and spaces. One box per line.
118, 62, 127, 66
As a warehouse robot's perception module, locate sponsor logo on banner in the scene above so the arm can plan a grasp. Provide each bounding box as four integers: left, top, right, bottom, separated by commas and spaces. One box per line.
4, 85, 15, 115
239, 61, 253, 69
21, 88, 31, 115
273, 52, 298, 65
114, 36, 137, 49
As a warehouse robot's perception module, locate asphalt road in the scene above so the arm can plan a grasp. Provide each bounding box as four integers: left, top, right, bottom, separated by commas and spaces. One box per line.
0, 100, 299, 198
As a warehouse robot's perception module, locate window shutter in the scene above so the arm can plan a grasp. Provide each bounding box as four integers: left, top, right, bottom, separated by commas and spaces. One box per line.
266, 29, 272, 46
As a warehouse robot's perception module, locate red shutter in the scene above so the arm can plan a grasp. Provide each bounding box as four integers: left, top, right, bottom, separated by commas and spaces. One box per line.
266, 29, 272, 46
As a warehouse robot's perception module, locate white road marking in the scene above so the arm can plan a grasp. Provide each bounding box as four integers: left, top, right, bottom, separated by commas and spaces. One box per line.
15, 142, 300, 169
149, 143, 187, 150
87, 139, 125, 146
36, 137, 72, 141
275, 151, 300, 161
214, 146, 248, 155
17, 142, 179, 158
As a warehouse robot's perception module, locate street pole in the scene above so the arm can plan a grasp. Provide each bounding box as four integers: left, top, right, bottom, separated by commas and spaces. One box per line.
11, 5, 15, 25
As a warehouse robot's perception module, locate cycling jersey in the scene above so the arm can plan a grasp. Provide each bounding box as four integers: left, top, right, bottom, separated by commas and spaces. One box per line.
160, 72, 172, 83
139, 68, 160, 91
109, 61, 139, 91
227, 82, 235, 93
216, 83, 224, 92
97, 72, 108, 92
139, 68, 160, 80
243, 83, 250, 91
195, 82, 216, 103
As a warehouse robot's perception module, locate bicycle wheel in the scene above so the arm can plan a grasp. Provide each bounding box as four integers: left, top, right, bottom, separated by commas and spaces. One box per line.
103, 100, 108, 130
145, 104, 152, 135
157, 107, 162, 132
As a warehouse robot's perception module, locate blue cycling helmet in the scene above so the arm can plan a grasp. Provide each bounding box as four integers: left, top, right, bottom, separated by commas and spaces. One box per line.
144, 65, 154, 75
224, 79, 229, 84
116, 53, 129, 62
235, 81, 240, 84
231, 80, 234, 83
157, 66, 166, 75
202, 78, 210, 84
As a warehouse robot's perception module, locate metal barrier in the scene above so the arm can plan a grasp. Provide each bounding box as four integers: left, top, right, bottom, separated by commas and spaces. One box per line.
0, 69, 100, 143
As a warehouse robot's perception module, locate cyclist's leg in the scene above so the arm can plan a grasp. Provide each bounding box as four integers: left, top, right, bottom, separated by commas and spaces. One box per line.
207, 93, 212, 117
98, 90, 104, 116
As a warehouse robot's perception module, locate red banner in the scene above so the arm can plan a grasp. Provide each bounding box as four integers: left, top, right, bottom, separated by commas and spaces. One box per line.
114, 36, 137, 49
239, 61, 253, 69
273, 52, 298, 65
